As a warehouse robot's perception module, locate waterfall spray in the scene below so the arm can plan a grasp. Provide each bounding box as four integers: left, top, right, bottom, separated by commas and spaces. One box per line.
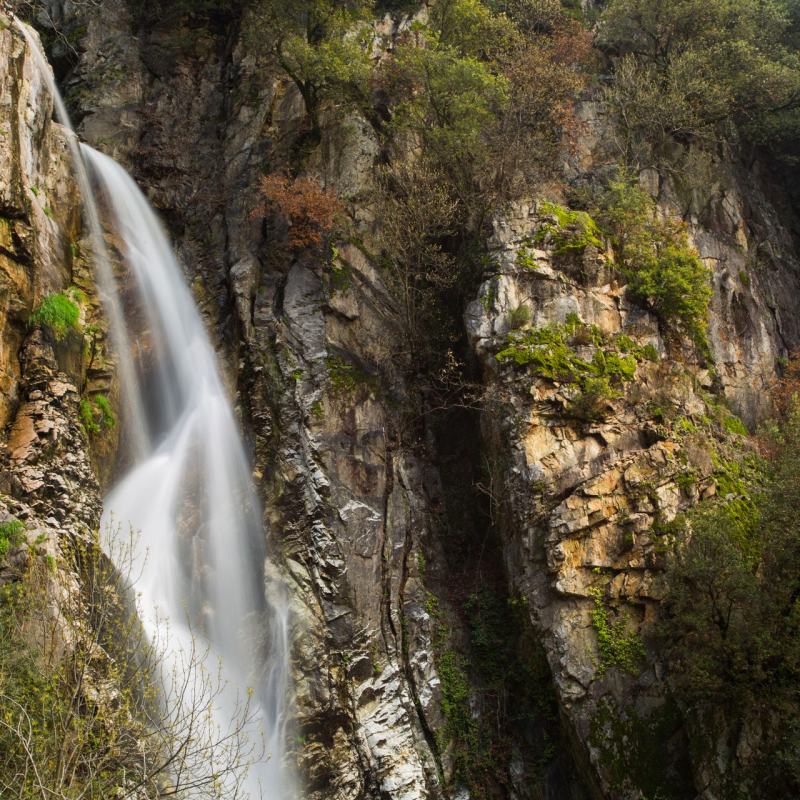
16, 20, 292, 799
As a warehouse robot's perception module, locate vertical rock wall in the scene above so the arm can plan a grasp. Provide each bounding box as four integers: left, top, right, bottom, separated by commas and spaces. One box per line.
0, 17, 104, 635
464, 141, 800, 796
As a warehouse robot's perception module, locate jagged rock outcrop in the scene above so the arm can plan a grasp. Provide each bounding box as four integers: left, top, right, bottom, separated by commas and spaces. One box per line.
465, 150, 800, 796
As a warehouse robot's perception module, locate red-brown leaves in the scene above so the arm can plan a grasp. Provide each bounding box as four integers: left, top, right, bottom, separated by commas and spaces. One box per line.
252, 173, 342, 251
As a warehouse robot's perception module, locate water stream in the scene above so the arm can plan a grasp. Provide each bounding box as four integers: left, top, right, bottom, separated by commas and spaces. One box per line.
18, 21, 291, 799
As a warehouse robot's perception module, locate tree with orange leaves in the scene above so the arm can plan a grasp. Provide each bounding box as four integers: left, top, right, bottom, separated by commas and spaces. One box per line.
252, 172, 342, 251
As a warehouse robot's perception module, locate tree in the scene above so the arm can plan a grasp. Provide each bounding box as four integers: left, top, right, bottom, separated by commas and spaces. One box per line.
249, 0, 374, 144
0, 525, 264, 800
662, 394, 800, 794
385, 39, 510, 223
599, 0, 800, 156
252, 171, 342, 251
375, 159, 460, 364
383, 0, 590, 230
599, 173, 711, 344
663, 504, 761, 699
492, 5, 592, 181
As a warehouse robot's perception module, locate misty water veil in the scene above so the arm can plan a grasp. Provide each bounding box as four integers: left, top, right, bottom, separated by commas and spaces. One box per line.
18, 21, 292, 800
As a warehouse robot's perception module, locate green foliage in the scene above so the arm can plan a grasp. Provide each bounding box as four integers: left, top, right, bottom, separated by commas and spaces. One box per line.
94, 395, 116, 429
515, 244, 540, 270
625, 247, 711, 342
664, 502, 761, 698
675, 469, 697, 495
430, 579, 565, 791
534, 200, 605, 259
506, 303, 531, 330
615, 333, 659, 362
599, 0, 800, 157
430, 0, 516, 59
0, 519, 25, 558
662, 401, 800, 792
381, 0, 591, 230
589, 585, 646, 676
723, 414, 748, 436
388, 42, 509, 199
600, 174, 711, 343
496, 313, 643, 419
436, 649, 475, 753
28, 292, 80, 340
251, 0, 373, 138
328, 247, 351, 296
569, 375, 620, 422
371, 0, 590, 371
80, 395, 116, 437
79, 399, 99, 435
496, 314, 642, 397
643, 343, 660, 361
464, 584, 511, 691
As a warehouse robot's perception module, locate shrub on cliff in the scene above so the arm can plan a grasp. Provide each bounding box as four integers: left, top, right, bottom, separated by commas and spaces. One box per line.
28, 291, 80, 340
600, 174, 711, 344
252, 171, 342, 251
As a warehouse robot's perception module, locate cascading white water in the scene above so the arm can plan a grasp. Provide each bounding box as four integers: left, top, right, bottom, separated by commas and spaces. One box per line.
17, 21, 292, 799
16, 21, 148, 459
87, 149, 292, 799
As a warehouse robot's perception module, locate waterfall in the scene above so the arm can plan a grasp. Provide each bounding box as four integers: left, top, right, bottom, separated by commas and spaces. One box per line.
17, 21, 292, 800
16, 21, 148, 459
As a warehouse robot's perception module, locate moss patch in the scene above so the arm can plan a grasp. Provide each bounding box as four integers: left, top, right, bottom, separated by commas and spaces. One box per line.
534, 201, 605, 259
496, 314, 643, 384
29, 292, 80, 340
589, 696, 693, 799
325, 351, 377, 394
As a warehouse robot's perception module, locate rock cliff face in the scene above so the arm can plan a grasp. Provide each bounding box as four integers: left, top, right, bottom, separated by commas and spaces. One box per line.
462, 111, 800, 797
4, 5, 800, 800
0, 20, 102, 592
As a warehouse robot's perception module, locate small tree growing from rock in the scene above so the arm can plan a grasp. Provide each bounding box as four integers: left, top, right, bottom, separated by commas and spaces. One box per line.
252, 171, 342, 251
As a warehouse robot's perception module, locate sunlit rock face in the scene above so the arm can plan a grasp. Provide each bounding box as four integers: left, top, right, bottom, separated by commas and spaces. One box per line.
466, 172, 800, 796
0, 22, 102, 646
0, 22, 84, 430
